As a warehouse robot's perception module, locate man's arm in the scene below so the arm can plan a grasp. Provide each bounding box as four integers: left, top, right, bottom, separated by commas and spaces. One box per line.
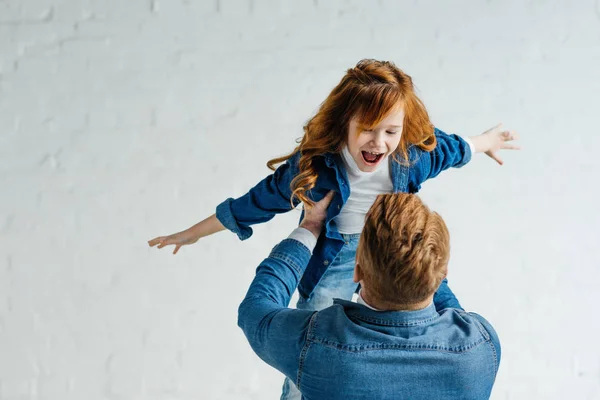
237, 238, 317, 380
237, 191, 335, 380
433, 278, 463, 312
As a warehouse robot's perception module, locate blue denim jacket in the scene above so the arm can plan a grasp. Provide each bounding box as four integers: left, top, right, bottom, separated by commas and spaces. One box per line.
238, 239, 501, 400
218, 128, 472, 298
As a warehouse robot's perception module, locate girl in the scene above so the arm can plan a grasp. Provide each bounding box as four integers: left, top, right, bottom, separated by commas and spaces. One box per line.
148, 59, 519, 400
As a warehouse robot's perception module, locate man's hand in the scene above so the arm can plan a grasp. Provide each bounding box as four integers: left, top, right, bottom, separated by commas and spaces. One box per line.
299, 191, 336, 238
469, 123, 521, 165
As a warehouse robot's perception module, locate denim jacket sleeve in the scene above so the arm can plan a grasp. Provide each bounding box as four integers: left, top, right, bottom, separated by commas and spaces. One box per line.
407, 127, 472, 193
216, 152, 301, 240
237, 239, 316, 382
433, 278, 463, 312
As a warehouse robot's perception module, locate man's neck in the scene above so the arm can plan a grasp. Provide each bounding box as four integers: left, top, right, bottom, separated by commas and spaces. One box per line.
359, 288, 433, 311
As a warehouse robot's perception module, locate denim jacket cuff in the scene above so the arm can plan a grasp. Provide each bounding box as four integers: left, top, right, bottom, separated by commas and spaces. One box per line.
455, 136, 473, 168
269, 239, 312, 275
216, 198, 253, 241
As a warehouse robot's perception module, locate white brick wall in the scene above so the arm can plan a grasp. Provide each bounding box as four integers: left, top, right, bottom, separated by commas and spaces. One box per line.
1, 0, 599, 399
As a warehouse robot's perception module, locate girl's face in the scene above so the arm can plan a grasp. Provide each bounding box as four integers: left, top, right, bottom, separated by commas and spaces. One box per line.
347, 107, 404, 172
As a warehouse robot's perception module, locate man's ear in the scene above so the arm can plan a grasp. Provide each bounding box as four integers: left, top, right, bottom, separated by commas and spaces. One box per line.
353, 263, 363, 283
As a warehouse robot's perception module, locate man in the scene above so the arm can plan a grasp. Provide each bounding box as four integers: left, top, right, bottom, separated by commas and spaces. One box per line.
238, 192, 500, 400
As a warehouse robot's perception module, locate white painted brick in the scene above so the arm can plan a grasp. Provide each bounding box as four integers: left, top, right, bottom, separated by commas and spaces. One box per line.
1, 0, 599, 399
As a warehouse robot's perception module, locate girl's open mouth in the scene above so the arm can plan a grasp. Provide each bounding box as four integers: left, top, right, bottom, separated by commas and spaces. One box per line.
361, 151, 384, 165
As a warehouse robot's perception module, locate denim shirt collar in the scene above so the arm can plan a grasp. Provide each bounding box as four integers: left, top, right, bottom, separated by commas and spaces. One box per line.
334, 299, 439, 326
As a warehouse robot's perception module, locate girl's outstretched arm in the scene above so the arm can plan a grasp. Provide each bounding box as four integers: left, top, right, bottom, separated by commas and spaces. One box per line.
148, 152, 301, 254
148, 214, 225, 255
214, 151, 302, 241
468, 123, 520, 165
407, 123, 519, 192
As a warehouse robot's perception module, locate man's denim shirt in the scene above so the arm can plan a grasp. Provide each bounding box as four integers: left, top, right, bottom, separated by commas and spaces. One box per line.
217, 128, 472, 298
238, 239, 501, 400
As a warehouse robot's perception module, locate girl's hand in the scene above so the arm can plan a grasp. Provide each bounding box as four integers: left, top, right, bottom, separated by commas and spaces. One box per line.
148, 214, 226, 255
470, 123, 521, 165
148, 230, 200, 255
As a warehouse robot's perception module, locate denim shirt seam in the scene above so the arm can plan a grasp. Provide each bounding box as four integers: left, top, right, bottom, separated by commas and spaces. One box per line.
402, 146, 424, 193
490, 339, 499, 375
310, 336, 487, 353
395, 157, 410, 192
416, 147, 430, 185
351, 314, 438, 326
470, 314, 499, 374
296, 311, 319, 388
468, 312, 491, 341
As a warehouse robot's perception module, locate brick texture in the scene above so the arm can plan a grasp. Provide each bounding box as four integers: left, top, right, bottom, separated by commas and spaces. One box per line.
1, 0, 599, 399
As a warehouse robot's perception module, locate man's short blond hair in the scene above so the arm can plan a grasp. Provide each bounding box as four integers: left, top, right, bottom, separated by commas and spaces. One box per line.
357, 193, 450, 307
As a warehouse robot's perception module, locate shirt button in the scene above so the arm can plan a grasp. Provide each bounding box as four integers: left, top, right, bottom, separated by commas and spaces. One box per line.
337, 205, 341, 209
324, 260, 329, 266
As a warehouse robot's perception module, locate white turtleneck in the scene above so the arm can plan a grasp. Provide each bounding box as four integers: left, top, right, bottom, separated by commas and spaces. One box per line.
334, 146, 394, 234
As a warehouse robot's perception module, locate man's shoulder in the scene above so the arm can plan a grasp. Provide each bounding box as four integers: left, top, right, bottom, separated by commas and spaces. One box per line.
459, 311, 500, 341
298, 305, 500, 399
308, 305, 499, 353
463, 311, 501, 354
439, 308, 499, 338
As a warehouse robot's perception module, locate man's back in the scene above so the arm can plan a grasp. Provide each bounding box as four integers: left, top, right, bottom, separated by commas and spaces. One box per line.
238, 237, 501, 400
295, 300, 500, 400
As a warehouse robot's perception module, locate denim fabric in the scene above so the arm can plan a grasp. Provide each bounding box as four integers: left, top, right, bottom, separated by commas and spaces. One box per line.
238, 239, 500, 400
217, 128, 472, 299
298, 233, 361, 309
281, 234, 360, 400
280, 234, 464, 400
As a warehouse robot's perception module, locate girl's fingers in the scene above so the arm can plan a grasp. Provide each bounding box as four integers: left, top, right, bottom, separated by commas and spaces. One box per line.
501, 131, 519, 141
487, 151, 504, 165
148, 237, 163, 246
487, 123, 503, 133
151, 236, 186, 250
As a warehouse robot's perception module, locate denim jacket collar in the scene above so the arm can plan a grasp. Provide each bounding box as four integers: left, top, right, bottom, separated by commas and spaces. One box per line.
323, 152, 336, 167
334, 299, 439, 326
